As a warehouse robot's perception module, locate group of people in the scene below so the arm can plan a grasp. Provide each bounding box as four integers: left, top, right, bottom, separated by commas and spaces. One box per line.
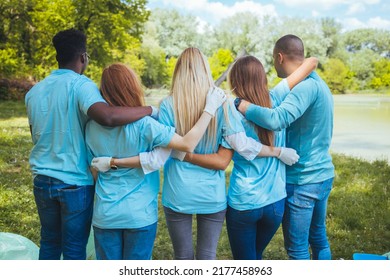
25, 28, 335, 261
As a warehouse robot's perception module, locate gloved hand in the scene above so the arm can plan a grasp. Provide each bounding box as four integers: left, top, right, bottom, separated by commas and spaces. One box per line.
150, 106, 159, 120
278, 148, 299, 166
91, 157, 112, 172
204, 86, 227, 117
170, 149, 186, 161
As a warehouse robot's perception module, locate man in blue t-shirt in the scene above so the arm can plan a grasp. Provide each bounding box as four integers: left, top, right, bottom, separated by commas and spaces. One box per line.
25, 29, 156, 260
237, 34, 335, 260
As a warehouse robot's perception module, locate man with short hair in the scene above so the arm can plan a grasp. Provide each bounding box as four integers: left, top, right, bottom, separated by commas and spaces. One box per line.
25, 29, 156, 260
237, 34, 335, 260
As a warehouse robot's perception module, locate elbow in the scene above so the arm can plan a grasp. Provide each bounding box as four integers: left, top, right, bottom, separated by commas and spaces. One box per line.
217, 160, 231, 170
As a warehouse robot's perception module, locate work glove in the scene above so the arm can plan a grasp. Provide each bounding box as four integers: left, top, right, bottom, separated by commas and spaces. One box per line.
278, 148, 299, 166
150, 106, 159, 120
204, 86, 227, 117
91, 157, 112, 172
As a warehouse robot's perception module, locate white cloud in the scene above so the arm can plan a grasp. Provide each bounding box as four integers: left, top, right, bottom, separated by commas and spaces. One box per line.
311, 10, 319, 17
346, 3, 365, 15
342, 16, 390, 31
276, 0, 380, 10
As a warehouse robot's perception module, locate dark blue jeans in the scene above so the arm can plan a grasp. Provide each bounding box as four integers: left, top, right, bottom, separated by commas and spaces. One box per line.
93, 223, 157, 260
226, 199, 285, 260
33, 175, 94, 260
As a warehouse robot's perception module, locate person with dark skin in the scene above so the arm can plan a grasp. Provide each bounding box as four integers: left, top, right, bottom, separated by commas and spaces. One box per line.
25, 29, 157, 260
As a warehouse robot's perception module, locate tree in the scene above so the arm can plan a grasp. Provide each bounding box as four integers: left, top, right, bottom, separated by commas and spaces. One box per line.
370, 58, 390, 88
208, 49, 234, 82
148, 9, 200, 57
319, 58, 352, 94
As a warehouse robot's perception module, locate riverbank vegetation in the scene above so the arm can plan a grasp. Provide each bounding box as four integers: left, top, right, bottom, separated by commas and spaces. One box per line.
1, 101, 389, 260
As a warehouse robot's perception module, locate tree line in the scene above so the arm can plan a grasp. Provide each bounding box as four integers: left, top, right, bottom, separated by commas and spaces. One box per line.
1, 0, 389, 100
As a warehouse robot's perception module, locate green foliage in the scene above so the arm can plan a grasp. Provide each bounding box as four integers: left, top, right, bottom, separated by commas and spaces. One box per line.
318, 58, 353, 94
0, 0, 150, 81
370, 58, 390, 89
208, 49, 234, 81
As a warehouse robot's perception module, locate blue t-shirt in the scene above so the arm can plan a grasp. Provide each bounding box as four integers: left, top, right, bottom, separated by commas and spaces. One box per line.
228, 80, 290, 210
245, 72, 335, 185
85, 117, 175, 229
159, 96, 244, 214
25, 69, 105, 185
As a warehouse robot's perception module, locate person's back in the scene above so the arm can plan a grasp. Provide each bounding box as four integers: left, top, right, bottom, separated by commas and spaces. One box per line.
26, 70, 99, 185
284, 72, 334, 185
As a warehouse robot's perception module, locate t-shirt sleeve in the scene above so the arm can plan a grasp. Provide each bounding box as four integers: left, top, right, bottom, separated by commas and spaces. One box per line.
246, 79, 318, 131
270, 78, 290, 105
76, 79, 106, 115
222, 99, 245, 137
158, 97, 175, 127
141, 117, 176, 148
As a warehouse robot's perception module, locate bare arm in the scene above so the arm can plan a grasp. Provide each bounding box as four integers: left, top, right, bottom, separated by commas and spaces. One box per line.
87, 102, 153, 127
286, 57, 318, 89
183, 146, 234, 170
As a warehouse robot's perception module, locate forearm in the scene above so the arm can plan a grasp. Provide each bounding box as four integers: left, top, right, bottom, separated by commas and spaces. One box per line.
167, 112, 213, 152
88, 102, 152, 127
286, 57, 318, 89
112, 156, 141, 168
258, 145, 281, 157
184, 147, 233, 170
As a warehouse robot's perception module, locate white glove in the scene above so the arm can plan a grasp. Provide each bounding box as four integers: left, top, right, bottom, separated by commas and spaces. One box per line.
91, 157, 112, 172
278, 148, 299, 166
150, 106, 159, 120
170, 149, 186, 161
204, 86, 227, 117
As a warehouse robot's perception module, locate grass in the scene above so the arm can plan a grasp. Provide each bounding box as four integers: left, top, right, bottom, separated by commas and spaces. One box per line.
0, 99, 389, 260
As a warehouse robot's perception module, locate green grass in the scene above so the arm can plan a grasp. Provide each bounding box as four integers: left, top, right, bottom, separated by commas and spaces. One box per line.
1, 100, 389, 260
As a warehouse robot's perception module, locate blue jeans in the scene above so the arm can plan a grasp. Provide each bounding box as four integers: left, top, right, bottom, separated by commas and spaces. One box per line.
226, 199, 285, 260
282, 177, 334, 260
164, 207, 226, 260
33, 175, 94, 260
93, 223, 157, 260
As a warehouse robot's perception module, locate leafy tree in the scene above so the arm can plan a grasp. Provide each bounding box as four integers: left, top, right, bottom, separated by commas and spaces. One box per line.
348, 49, 381, 89
370, 58, 390, 88
148, 9, 200, 57
321, 17, 342, 58
319, 58, 352, 94
208, 49, 234, 81
341, 28, 390, 58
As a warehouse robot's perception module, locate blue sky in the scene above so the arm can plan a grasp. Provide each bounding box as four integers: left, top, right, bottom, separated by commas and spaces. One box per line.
147, 0, 390, 31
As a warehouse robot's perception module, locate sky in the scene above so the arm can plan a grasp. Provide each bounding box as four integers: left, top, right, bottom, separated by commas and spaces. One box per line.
146, 0, 390, 32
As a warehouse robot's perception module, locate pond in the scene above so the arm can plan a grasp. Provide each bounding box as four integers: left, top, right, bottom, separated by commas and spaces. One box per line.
332, 94, 390, 163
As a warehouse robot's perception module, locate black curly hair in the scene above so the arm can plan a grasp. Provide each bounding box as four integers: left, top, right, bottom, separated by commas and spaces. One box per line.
52, 28, 86, 65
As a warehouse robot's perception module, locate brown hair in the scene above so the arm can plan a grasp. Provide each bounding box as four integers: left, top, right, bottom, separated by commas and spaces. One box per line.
100, 63, 145, 107
228, 55, 274, 146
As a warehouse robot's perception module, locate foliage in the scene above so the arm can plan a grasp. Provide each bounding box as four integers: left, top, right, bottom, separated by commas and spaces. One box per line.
370, 58, 390, 89
1, 100, 389, 260
0, 0, 150, 82
208, 49, 234, 81
318, 58, 353, 94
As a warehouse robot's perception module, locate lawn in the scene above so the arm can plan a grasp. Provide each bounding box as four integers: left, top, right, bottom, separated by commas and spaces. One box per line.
0, 99, 389, 260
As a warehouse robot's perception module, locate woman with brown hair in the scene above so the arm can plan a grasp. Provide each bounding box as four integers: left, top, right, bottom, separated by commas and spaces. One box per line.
84, 63, 226, 260
180, 55, 318, 259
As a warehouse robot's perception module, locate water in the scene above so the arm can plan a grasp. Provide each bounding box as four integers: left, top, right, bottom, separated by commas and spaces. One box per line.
331, 94, 390, 163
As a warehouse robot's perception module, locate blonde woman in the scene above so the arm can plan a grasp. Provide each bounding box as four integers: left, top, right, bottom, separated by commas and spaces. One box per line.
85, 63, 226, 260
92, 48, 300, 260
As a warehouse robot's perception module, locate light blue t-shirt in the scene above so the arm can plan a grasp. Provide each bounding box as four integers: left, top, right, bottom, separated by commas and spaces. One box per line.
228, 80, 290, 210
159, 96, 244, 214
246, 72, 335, 185
25, 69, 105, 185
85, 117, 175, 229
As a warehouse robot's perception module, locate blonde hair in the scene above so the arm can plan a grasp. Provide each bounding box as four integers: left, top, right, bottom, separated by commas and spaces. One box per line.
100, 63, 145, 107
228, 56, 274, 146
170, 47, 217, 148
